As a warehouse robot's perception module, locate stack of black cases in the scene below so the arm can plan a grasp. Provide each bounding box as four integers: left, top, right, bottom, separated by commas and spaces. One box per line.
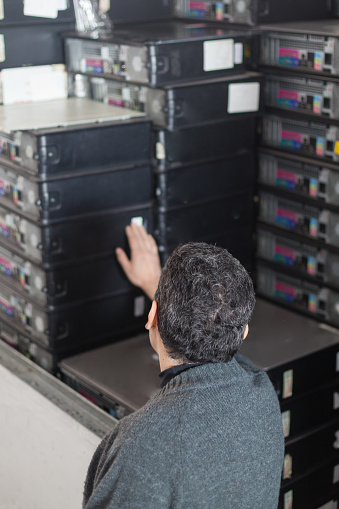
252, 20, 339, 331
0, 97, 154, 372
173, 0, 333, 26
59, 298, 339, 508
255, 21, 339, 506
0, 0, 75, 69
64, 20, 264, 269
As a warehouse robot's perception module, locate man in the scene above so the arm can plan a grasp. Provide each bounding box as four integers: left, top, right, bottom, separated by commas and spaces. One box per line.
83, 224, 284, 509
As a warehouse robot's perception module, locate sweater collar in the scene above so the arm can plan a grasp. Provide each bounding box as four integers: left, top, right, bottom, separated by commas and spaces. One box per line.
159, 363, 204, 388
155, 357, 245, 396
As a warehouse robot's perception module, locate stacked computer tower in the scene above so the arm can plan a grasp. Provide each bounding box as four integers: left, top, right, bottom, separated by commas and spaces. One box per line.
256, 19, 339, 508
62, 13, 339, 507
257, 20, 339, 328
65, 20, 263, 270
0, 0, 75, 70
240, 298, 339, 509
0, 98, 154, 372
174, 0, 332, 26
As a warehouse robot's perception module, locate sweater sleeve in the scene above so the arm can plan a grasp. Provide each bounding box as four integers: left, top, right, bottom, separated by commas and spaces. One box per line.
83, 425, 121, 507
83, 402, 183, 509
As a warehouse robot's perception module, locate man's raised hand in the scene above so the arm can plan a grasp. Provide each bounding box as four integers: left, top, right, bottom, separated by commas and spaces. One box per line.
115, 223, 161, 300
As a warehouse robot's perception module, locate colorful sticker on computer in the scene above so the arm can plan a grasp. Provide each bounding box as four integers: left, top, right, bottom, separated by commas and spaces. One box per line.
314, 52, 322, 71
308, 293, 317, 312
275, 282, 296, 303
281, 130, 303, 151
274, 245, 295, 267
0, 220, 9, 238
107, 98, 124, 108
0, 298, 13, 317
309, 178, 317, 197
0, 255, 12, 277
10, 144, 16, 162
278, 89, 299, 110
316, 137, 324, 156
12, 187, 18, 205
19, 268, 25, 287
216, 2, 223, 19
309, 218, 318, 237
313, 94, 321, 114
81, 58, 103, 74
276, 169, 297, 190
278, 48, 299, 67
276, 208, 297, 229
307, 256, 316, 275
188, 1, 206, 17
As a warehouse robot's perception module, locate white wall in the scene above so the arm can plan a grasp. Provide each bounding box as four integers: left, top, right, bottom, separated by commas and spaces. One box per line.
0, 363, 102, 509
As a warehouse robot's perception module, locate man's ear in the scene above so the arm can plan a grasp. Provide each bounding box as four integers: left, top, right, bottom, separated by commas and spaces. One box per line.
145, 300, 158, 330
243, 324, 249, 341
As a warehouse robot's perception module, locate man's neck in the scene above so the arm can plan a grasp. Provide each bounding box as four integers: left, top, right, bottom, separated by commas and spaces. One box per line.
158, 355, 182, 372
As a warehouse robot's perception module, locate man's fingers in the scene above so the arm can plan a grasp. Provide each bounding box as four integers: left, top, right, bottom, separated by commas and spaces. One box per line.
128, 223, 156, 253
131, 222, 149, 247
125, 224, 141, 251
117, 224, 161, 298
147, 233, 159, 254
133, 223, 157, 252
115, 247, 132, 276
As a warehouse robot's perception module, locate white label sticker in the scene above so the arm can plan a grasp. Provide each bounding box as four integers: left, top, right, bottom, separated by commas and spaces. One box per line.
284, 490, 293, 509
28, 190, 37, 205
283, 454, 293, 480
0, 34, 5, 63
134, 296, 145, 317
234, 42, 243, 64
29, 342, 38, 357
282, 410, 291, 438
227, 82, 260, 114
24, 0, 58, 18
34, 275, 43, 291
25, 302, 32, 318
5, 214, 12, 227
334, 392, 339, 410
2, 65, 67, 105
30, 233, 38, 248
0, 1, 4, 20
156, 142, 166, 160
333, 430, 339, 450
24, 261, 32, 276
80, 58, 87, 74
139, 87, 147, 102
333, 464, 339, 484
99, 0, 111, 13
203, 39, 234, 72
17, 176, 24, 191
101, 46, 110, 60
132, 55, 143, 73
122, 87, 131, 101
20, 220, 27, 234
35, 315, 45, 333
131, 216, 143, 226
56, 0, 68, 9
120, 45, 128, 61
282, 369, 294, 399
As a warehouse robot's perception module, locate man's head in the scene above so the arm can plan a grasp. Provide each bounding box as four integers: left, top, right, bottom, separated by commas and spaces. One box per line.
151, 242, 255, 365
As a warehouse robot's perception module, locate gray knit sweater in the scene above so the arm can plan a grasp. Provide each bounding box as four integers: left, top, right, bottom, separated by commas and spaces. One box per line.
83, 354, 284, 509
